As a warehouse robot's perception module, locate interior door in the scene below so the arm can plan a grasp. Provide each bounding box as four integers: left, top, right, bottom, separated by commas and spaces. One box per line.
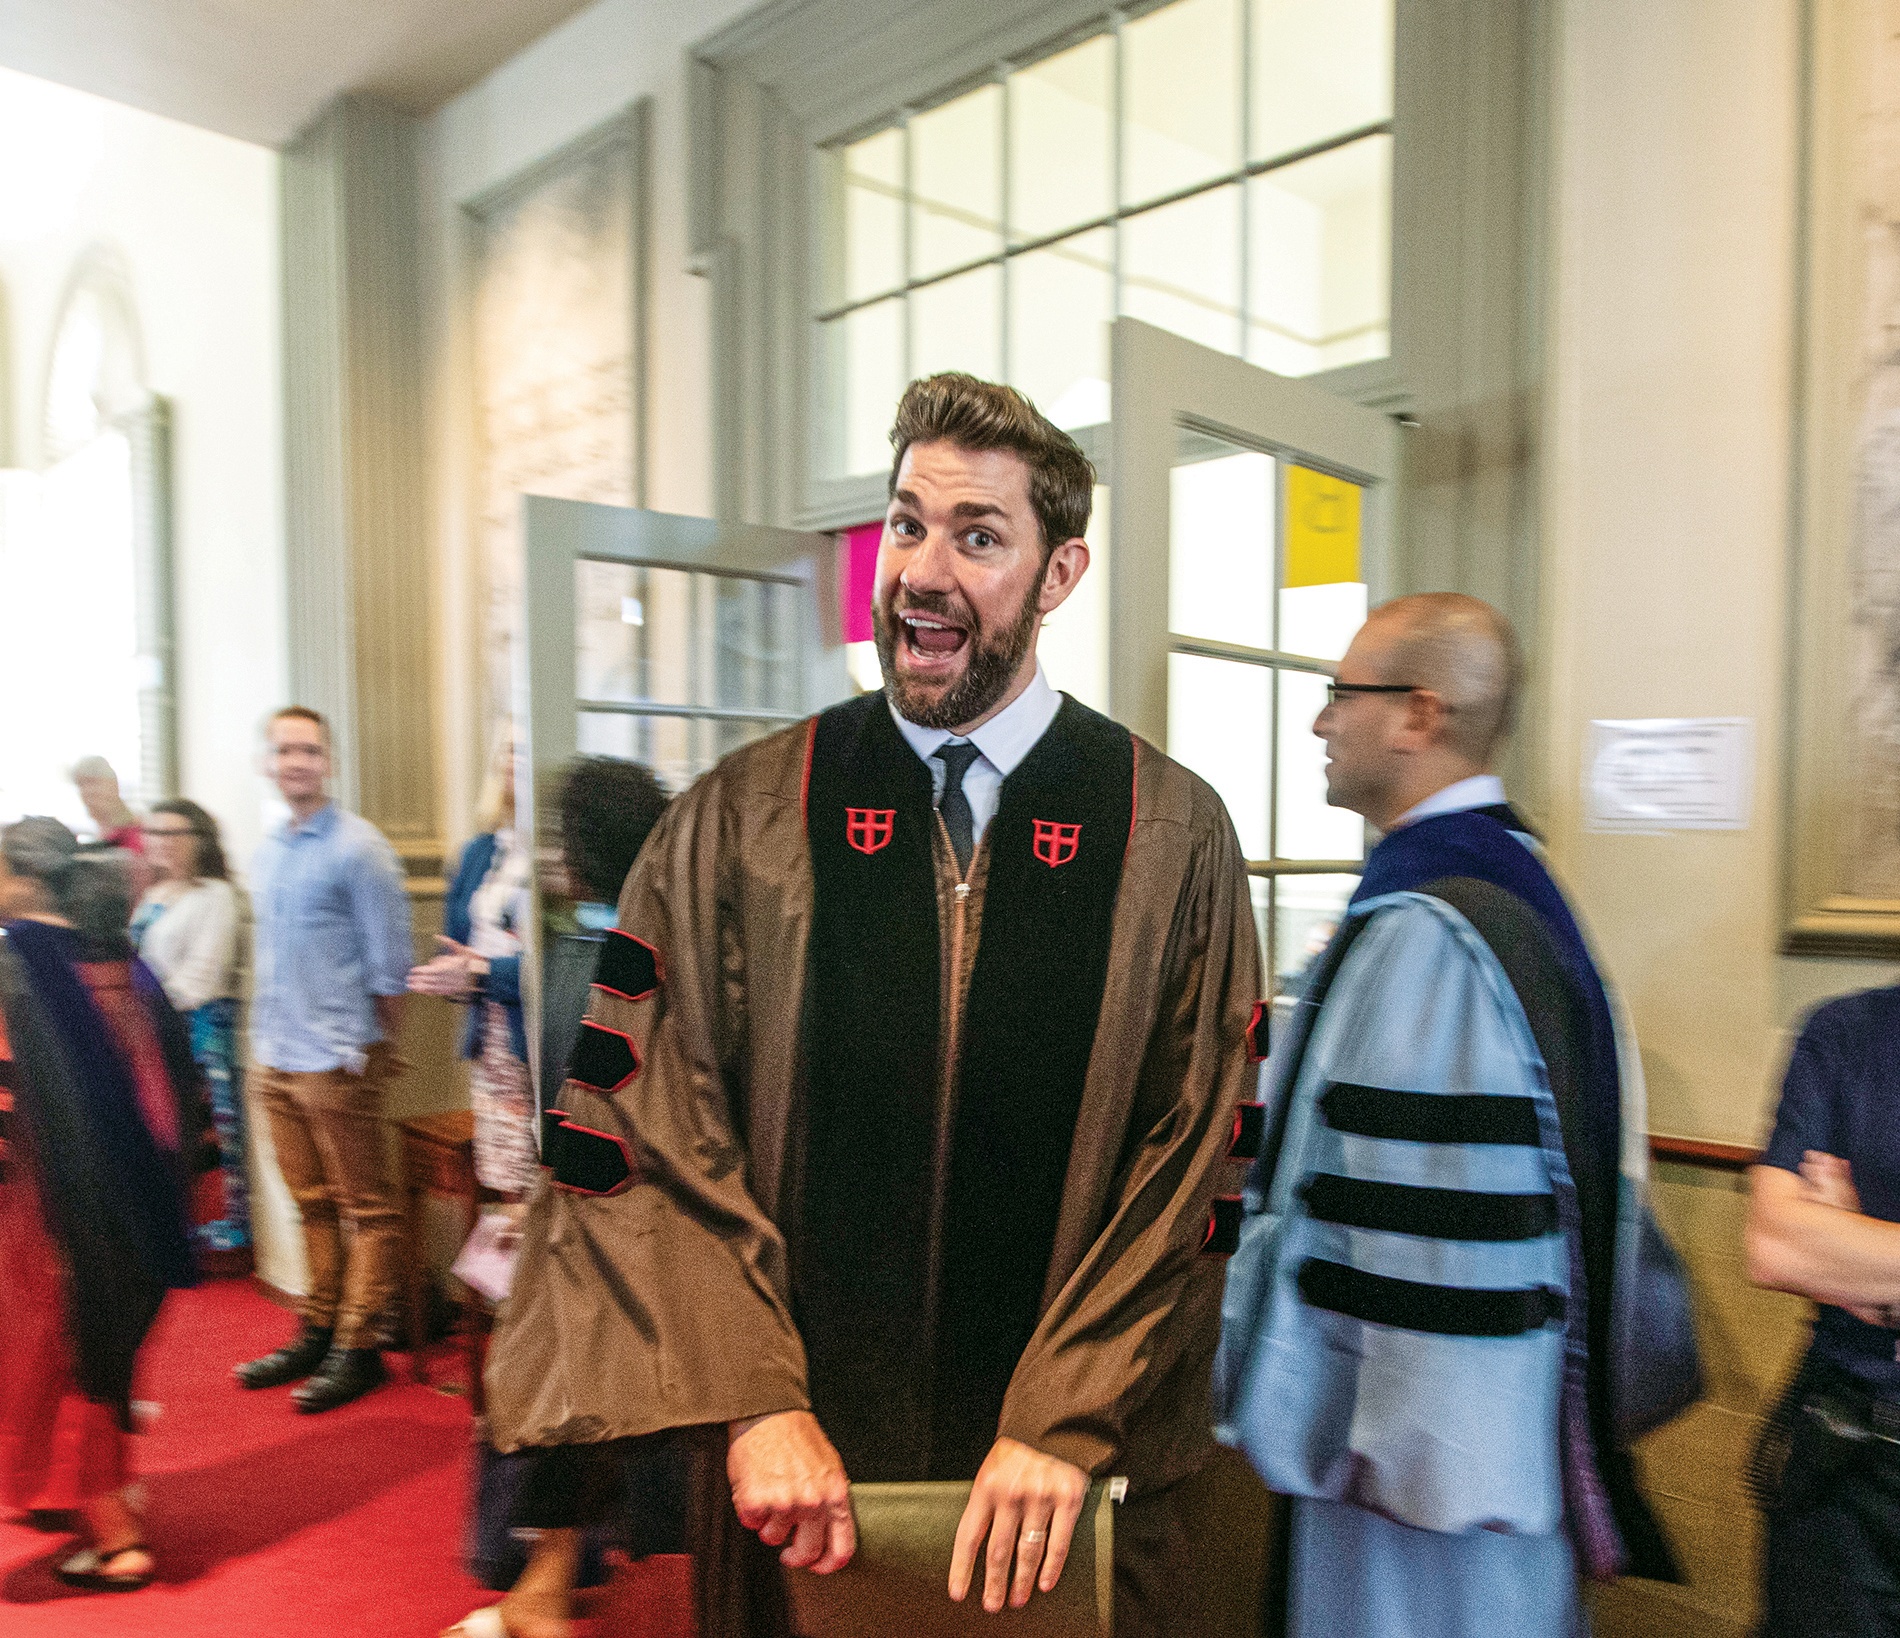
519, 495, 848, 794
515, 495, 851, 1083
1109, 317, 1399, 1000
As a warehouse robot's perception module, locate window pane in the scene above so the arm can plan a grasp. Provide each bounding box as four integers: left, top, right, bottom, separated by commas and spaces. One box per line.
1273, 873, 1356, 993
0, 437, 142, 822
1169, 441, 1272, 649
1010, 35, 1113, 241
911, 263, 1001, 383
1007, 228, 1112, 428
1279, 581, 1366, 663
577, 561, 693, 705
1122, 185, 1242, 355
1124, 0, 1242, 207
1169, 652, 1270, 857
841, 127, 904, 303
579, 711, 693, 790
1246, 132, 1391, 375
1250, 874, 1272, 979
1276, 668, 1364, 859
1250, 0, 1394, 163
823, 298, 904, 476
912, 85, 1002, 280
711, 575, 802, 713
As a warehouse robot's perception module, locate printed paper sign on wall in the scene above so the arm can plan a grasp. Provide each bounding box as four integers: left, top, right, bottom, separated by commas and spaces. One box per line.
1585, 718, 1754, 832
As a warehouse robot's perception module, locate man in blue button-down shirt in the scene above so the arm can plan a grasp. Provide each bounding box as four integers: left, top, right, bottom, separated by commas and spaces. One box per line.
235, 706, 413, 1413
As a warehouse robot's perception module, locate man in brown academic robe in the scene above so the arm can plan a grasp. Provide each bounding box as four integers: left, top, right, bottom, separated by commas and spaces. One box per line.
486, 372, 1260, 1638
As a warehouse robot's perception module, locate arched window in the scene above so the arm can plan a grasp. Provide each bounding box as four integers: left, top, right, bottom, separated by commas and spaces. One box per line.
43, 255, 146, 461
0, 248, 173, 827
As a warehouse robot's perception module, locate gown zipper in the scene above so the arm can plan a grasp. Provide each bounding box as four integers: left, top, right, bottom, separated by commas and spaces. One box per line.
939, 810, 974, 1086
920, 809, 978, 1452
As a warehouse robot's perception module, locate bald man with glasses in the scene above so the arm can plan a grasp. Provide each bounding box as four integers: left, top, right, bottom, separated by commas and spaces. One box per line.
1216, 594, 1696, 1637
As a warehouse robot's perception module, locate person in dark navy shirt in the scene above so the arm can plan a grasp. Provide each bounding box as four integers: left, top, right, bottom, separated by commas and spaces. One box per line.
1748, 982, 1900, 1636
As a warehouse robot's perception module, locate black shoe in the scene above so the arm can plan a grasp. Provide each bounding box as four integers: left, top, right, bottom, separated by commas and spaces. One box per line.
291, 1347, 386, 1414
233, 1323, 334, 1389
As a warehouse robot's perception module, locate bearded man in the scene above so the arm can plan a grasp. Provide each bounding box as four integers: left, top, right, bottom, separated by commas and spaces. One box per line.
484, 373, 1260, 1638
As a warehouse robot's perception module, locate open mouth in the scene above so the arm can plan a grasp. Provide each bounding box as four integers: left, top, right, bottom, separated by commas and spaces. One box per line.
898, 611, 970, 668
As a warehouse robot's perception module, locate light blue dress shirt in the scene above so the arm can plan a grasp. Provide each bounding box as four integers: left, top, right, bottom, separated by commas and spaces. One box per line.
249, 801, 414, 1074
888, 664, 1063, 849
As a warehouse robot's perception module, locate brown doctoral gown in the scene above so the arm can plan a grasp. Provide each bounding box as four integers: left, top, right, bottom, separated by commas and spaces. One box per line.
486, 696, 1261, 1635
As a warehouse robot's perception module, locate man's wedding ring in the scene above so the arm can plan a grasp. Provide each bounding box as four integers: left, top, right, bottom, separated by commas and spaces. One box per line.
1022, 1528, 1047, 1543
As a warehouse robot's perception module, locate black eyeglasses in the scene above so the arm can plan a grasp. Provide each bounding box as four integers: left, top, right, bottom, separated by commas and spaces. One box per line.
1325, 682, 1420, 707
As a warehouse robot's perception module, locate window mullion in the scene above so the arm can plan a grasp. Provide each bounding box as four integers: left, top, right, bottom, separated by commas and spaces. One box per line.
998, 62, 1012, 384
1237, 0, 1252, 359
900, 112, 915, 382
1110, 9, 1126, 319
1267, 664, 1281, 879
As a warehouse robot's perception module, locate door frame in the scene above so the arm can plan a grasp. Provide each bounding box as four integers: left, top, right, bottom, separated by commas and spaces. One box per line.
1107, 317, 1401, 751
517, 495, 848, 821
514, 493, 848, 1087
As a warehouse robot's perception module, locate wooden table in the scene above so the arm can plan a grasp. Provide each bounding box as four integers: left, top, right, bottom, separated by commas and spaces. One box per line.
397, 1109, 504, 1412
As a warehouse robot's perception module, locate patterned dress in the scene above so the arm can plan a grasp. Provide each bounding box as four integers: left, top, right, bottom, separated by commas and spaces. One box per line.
467, 832, 537, 1195
130, 880, 248, 1254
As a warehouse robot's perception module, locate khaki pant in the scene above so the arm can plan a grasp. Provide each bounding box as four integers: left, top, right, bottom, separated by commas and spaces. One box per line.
255, 1045, 403, 1350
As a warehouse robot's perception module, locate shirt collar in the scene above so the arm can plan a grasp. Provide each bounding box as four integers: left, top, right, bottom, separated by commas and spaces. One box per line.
1390, 773, 1508, 830
281, 800, 339, 840
888, 664, 1063, 778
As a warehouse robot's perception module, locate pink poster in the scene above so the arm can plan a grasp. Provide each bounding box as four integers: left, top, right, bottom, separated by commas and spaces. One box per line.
839, 522, 881, 645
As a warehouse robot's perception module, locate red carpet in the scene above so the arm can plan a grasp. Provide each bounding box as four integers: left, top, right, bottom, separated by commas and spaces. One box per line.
0, 1278, 491, 1638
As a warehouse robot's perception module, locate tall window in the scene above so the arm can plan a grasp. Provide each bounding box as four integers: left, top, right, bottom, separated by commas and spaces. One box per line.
815, 0, 1393, 475
0, 257, 169, 829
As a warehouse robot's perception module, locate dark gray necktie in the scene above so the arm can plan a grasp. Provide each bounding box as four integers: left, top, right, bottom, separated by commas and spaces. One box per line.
934, 742, 982, 876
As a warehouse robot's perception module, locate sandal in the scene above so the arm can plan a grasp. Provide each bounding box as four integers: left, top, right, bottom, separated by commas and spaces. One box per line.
442, 1608, 510, 1638
56, 1541, 155, 1592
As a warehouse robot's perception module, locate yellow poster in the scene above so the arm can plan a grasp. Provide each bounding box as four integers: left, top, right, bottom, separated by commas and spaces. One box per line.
1283, 465, 1362, 588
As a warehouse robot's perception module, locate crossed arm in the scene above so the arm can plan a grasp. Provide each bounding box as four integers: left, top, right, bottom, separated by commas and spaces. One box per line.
1747, 1153, 1900, 1321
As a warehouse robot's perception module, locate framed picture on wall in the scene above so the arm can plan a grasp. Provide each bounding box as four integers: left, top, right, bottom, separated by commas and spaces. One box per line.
464, 101, 649, 736
1786, 0, 1900, 955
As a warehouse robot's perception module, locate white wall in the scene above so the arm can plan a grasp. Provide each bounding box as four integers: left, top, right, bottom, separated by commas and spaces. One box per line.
0, 66, 285, 871
1541, 0, 1897, 1148
417, 0, 754, 849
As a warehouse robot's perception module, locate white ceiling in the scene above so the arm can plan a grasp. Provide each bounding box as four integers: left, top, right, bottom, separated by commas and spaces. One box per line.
0, 0, 600, 148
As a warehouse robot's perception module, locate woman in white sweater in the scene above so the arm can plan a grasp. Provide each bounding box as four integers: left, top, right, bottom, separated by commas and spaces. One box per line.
131, 800, 248, 1256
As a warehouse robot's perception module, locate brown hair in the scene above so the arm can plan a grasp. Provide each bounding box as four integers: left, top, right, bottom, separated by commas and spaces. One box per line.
268, 705, 329, 745
148, 798, 230, 881
887, 373, 1095, 554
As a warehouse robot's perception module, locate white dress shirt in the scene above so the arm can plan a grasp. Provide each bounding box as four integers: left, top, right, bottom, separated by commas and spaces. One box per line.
1390, 773, 1508, 830
889, 665, 1063, 849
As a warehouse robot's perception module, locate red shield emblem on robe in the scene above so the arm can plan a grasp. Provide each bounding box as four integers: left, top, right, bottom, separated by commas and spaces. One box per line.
1032, 819, 1082, 869
846, 808, 895, 855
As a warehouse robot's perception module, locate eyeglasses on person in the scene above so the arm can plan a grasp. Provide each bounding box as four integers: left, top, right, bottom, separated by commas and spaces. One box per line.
1324, 681, 1421, 707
